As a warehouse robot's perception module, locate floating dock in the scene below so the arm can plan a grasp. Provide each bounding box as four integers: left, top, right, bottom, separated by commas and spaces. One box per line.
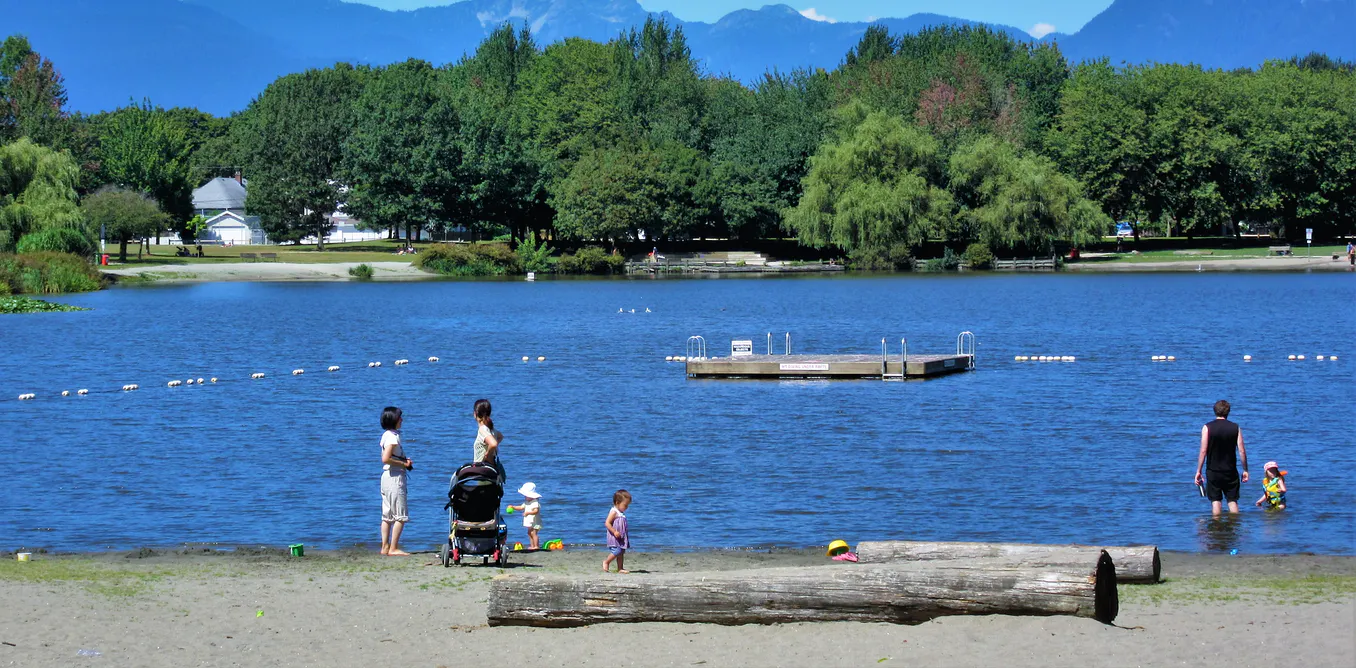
685, 353, 973, 379
682, 332, 976, 380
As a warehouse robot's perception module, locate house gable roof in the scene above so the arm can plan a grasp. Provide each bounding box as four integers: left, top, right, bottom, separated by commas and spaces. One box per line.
192, 177, 247, 211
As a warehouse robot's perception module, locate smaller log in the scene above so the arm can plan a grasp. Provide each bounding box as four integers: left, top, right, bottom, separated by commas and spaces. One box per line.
488, 554, 1117, 627
854, 541, 1160, 584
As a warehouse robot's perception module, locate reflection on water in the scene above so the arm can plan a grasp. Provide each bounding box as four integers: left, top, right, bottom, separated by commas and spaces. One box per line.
1197, 514, 1243, 553
1, 273, 1353, 553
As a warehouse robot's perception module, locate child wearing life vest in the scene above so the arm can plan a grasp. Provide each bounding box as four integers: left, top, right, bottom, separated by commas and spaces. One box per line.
1254, 461, 1287, 510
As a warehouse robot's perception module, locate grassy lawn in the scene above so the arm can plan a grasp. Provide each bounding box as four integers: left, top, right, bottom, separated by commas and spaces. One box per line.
1079, 244, 1348, 263
100, 239, 439, 266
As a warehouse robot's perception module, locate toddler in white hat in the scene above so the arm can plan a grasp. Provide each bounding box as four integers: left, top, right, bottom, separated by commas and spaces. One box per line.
509, 482, 543, 549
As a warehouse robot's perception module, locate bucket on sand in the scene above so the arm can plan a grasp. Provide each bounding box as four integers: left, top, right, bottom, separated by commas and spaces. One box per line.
16, 552, 31, 562
289, 544, 304, 557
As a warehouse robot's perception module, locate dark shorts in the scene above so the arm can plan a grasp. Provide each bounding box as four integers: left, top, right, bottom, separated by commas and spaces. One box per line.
1206, 473, 1240, 502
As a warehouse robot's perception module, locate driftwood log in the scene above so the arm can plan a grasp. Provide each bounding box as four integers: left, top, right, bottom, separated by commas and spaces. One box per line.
854, 541, 1160, 584
487, 554, 1117, 627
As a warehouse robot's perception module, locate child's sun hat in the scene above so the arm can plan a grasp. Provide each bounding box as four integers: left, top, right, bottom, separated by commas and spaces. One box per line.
1263, 461, 1280, 472
518, 482, 542, 498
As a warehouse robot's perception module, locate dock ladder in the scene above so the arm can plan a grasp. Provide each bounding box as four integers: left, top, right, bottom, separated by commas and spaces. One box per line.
686, 336, 707, 361
882, 338, 908, 381
956, 331, 976, 369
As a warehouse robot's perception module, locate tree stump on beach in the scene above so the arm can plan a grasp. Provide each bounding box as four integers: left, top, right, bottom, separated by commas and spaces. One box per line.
854, 541, 1160, 584
487, 555, 1117, 627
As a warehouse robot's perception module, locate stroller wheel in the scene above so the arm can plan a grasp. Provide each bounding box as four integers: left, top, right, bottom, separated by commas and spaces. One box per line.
439, 543, 450, 567
496, 550, 508, 568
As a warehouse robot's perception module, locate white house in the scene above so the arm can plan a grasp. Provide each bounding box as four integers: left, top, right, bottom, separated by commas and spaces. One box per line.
202, 211, 265, 245
192, 176, 247, 216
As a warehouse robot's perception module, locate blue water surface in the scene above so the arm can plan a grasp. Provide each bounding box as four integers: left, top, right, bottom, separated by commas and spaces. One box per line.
1, 273, 1353, 554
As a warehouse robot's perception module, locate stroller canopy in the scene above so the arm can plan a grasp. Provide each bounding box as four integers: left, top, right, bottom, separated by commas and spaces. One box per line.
448, 462, 503, 522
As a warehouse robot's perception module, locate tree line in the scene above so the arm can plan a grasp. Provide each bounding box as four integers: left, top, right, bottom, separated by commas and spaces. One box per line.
2, 23, 1353, 266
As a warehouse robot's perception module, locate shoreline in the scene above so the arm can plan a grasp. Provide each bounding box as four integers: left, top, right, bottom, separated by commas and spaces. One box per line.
94, 254, 1356, 284
2, 549, 1351, 666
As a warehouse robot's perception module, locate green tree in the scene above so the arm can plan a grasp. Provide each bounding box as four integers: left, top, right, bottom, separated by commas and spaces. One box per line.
96, 100, 193, 237
343, 59, 457, 241
948, 136, 1108, 251
552, 146, 662, 243
237, 64, 367, 249
3, 49, 71, 148
0, 35, 35, 122
1049, 60, 1147, 236
82, 186, 167, 262
0, 137, 83, 251
783, 106, 953, 262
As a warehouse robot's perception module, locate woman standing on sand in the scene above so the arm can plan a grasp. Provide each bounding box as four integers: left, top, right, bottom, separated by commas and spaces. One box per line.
472, 398, 506, 483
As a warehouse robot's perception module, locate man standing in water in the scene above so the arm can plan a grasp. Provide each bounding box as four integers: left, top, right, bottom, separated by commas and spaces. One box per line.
1194, 400, 1249, 515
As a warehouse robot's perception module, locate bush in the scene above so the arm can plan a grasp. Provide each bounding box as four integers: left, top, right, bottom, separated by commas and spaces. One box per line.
850, 243, 915, 271
962, 242, 994, 269
516, 235, 554, 273
923, 247, 961, 272
348, 263, 374, 280
413, 243, 522, 276
16, 228, 97, 258
557, 246, 626, 274
0, 252, 103, 294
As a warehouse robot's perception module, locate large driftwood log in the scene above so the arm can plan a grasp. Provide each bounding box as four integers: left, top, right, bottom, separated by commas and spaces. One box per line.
854, 541, 1160, 584
487, 554, 1117, 627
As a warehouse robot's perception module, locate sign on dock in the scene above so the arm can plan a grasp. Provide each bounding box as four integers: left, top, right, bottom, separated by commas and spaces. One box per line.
731, 340, 754, 357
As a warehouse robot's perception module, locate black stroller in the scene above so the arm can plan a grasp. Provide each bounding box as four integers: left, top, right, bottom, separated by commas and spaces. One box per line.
440, 461, 508, 567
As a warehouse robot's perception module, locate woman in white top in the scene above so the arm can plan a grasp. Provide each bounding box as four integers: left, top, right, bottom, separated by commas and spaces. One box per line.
379, 406, 413, 556
473, 398, 506, 483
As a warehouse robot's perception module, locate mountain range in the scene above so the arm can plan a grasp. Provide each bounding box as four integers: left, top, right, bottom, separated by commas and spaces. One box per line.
3, 0, 1353, 115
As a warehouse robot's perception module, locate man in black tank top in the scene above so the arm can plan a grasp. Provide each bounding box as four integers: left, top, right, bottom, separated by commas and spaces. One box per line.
1194, 400, 1249, 514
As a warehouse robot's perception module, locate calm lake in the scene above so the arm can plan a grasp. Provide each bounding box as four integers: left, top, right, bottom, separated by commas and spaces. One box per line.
2, 273, 1353, 555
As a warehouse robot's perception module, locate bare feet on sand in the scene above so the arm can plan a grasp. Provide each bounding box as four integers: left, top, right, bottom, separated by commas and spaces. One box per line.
387, 549, 410, 557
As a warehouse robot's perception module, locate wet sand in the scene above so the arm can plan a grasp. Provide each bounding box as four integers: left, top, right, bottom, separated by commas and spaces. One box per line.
1, 549, 1351, 667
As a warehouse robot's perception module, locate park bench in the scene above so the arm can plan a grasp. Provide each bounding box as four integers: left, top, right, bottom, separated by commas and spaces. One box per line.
239, 252, 258, 261
259, 252, 278, 262
1268, 245, 1292, 256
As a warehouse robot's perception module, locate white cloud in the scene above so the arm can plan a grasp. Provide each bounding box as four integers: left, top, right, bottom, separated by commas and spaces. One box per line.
1029, 23, 1057, 38
800, 8, 837, 23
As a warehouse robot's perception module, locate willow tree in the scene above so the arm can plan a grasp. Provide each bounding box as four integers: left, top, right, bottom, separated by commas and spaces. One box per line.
783, 106, 953, 267
0, 137, 83, 250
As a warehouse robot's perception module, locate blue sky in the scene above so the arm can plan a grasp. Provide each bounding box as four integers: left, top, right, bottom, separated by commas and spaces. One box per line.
356, 1, 1116, 37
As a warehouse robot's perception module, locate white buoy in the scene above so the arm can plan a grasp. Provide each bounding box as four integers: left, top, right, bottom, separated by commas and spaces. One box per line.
428, 357, 439, 363
167, 380, 179, 387
197, 378, 204, 385
618, 308, 623, 313
373, 361, 381, 367
328, 366, 340, 372
522, 356, 529, 362
629, 309, 635, 313
666, 356, 674, 362
1331, 356, 1339, 361
1288, 355, 1296, 361
77, 389, 88, 395
537, 356, 545, 362
1013, 356, 1021, 361
1297, 355, 1306, 361
1037, 356, 1047, 362
292, 369, 304, 375
17, 393, 33, 400
61, 390, 70, 397
395, 359, 408, 365
1167, 356, 1176, 361
210, 378, 217, 383
645, 308, 651, 313
1243, 355, 1252, 362
186, 379, 195, 385
1317, 355, 1325, 361
252, 373, 266, 379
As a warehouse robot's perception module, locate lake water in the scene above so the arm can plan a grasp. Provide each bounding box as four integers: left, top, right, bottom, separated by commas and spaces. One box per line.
2, 274, 1353, 555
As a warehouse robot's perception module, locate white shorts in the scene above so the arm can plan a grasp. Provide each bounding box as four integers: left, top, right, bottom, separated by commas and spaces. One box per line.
381, 471, 408, 523
522, 517, 541, 530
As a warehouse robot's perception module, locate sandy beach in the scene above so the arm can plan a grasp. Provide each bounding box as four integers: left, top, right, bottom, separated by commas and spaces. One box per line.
1, 549, 1351, 667
104, 261, 432, 283
1067, 254, 1354, 272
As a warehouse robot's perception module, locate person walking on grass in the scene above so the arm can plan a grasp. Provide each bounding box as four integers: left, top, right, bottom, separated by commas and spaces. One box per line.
1194, 400, 1249, 515
379, 406, 413, 556
603, 490, 632, 573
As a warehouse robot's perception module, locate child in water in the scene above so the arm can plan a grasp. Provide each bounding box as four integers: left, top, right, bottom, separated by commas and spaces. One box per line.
508, 482, 543, 549
603, 489, 631, 574
1255, 461, 1287, 510
379, 406, 413, 556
